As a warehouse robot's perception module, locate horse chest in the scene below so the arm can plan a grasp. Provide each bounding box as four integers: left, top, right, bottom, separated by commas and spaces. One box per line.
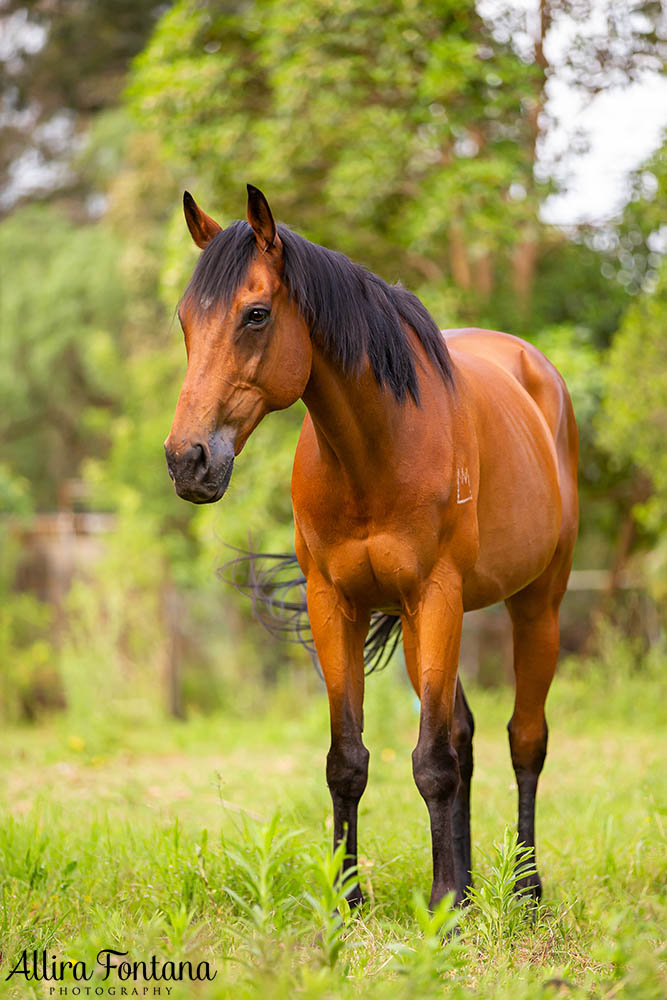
324, 534, 424, 606
295, 492, 445, 607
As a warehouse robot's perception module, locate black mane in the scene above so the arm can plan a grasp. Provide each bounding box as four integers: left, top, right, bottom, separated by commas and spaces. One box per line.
184, 220, 453, 402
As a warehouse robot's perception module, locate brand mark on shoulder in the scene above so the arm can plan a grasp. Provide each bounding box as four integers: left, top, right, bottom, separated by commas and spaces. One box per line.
456, 466, 473, 504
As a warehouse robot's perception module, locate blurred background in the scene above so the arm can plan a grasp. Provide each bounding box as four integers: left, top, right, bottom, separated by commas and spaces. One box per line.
1, 0, 665, 732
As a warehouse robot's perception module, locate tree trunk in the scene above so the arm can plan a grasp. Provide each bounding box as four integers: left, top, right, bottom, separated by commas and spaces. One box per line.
449, 221, 471, 290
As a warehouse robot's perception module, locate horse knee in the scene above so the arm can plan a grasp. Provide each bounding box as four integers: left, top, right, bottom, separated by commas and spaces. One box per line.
327, 739, 369, 803
412, 739, 459, 804
508, 717, 548, 777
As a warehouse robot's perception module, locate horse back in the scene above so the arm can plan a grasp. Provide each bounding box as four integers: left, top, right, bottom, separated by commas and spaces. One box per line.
445, 328, 578, 502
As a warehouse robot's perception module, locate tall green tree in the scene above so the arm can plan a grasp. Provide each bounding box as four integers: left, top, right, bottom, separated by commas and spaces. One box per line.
597, 257, 667, 601
128, 0, 663, 330
609, 132, 667, 294
0, 205, 125, 508
0, 0, 168, 214
128, 0, 544, 322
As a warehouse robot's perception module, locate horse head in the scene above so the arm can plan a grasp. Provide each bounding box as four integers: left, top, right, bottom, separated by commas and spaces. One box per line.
164, 186, 312, 503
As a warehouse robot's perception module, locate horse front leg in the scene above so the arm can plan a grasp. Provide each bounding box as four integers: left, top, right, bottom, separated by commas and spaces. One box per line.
307, 573, 370, 907
403, 617, 474, 903
405, 572, 465, 908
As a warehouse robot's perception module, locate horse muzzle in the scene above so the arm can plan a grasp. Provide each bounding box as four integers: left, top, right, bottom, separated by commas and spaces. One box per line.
164, 431, 235, 504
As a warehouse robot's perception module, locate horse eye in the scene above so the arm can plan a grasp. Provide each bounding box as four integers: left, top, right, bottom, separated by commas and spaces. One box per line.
246, 307, 270, 325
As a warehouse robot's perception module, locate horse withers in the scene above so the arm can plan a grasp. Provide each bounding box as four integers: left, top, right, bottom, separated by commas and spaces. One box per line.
165, 185, 578, 910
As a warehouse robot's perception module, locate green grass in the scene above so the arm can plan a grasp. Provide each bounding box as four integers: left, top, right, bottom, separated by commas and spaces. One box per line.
0, 656, 665, 999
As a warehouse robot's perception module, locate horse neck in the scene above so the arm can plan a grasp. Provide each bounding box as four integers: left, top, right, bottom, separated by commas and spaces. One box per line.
301, 343, 408, 492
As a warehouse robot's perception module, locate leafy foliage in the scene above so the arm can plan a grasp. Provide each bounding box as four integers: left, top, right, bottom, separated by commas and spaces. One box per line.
465, 829, 539, 951
128, 0, 545, 322
0, 205, 125, 508
0, 0, 165, 210
389, 890, 463, 985
598, 258, 667, 599
0, 528, 58, 723
611, 133, 667, 294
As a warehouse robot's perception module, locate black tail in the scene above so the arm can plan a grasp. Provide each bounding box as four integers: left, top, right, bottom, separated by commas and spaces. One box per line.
220, 548, 401, 676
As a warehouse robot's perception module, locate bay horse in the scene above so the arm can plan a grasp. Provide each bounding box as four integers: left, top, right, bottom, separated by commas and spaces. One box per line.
165, 185, 579, 910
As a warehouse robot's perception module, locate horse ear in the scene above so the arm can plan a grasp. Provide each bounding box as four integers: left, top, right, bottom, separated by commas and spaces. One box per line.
246, 184, 279, 251
183, 191, 222, 249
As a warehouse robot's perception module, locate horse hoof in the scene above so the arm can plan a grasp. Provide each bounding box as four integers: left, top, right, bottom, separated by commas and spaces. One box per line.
345, 884, 365, 909
457, 887, 473, 907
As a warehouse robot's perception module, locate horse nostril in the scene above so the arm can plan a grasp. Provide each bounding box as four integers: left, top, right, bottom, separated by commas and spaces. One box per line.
166, 432, 234, 503
189, 442, 209, 482
165, 441, 210, 484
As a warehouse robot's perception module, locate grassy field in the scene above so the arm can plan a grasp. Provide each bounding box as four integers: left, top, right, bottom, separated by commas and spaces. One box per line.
1, 651, 665, 999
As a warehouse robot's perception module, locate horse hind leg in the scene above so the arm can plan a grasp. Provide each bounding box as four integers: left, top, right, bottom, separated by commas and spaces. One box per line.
505, 566, 568, 900
451, 679, 474, 901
